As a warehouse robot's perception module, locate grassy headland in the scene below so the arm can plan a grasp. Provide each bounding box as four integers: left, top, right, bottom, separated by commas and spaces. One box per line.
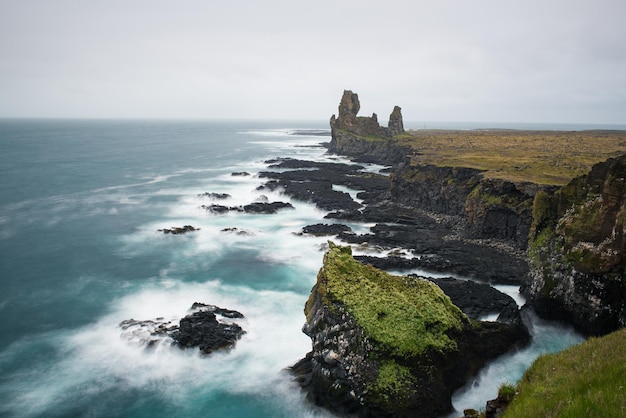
396, 130, 626, 185
503, 328, 626, 417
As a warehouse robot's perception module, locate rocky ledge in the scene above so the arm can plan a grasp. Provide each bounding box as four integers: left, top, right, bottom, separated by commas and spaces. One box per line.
119, 303, 245, 354
292, 243, 529, 418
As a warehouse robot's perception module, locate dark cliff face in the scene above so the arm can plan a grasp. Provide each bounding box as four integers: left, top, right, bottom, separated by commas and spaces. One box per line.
328, 90, 408, 165
390, 164, 547, 250
525, 155, 626, 335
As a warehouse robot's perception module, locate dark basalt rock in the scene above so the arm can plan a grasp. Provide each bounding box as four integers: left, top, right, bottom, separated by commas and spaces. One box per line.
258, 159, 389, 212
300, 223, 353, 236
525, 154, 626, 336
201, 201, 294, 215
231, 171, 250, 176
158, 225, 200, 234
427, 277, 524, 326
198, 192, 231, 199
327, 90, 410, 165
119, 303, 245, 354
172, 310, 245, 354
242, 201, 294, 214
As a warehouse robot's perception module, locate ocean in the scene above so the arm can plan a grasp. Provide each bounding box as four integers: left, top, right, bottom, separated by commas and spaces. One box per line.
0, 119, 584, 417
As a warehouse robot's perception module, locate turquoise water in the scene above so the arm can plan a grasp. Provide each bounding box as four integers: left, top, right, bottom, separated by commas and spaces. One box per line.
0, 120, 584, 417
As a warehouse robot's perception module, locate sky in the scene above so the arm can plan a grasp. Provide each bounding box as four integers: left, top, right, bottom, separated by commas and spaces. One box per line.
1, 0, 625, 124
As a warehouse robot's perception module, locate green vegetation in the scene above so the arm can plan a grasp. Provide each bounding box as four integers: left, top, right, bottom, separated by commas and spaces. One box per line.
498, 382, 517, 402
367, 359, 416, 406
396, 129, 626, 185
316, 242, 468, 357
503, 329, 626, 417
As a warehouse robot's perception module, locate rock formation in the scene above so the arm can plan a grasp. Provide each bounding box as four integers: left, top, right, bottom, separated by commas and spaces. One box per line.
328, 90, 409, 164
119, 303, 245, 354
293, 243, 529, 418
525, 155, 626, 335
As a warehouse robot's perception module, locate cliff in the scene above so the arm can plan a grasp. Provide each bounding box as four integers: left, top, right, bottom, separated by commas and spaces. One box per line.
293, 243, 528, 418
390, 164, 552, 250
328, 90, 409, 164
525, 155, 626, 335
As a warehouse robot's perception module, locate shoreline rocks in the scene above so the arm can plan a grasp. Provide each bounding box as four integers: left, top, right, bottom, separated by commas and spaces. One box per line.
119, 303, 245, 354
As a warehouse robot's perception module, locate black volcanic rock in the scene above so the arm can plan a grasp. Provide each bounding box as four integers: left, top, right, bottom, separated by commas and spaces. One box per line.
242, 201, 294, 214
119, 303, 245, 355
198, 192, 231, 199
171, 310, 245, 354
300, 223, 353, 236
158, 225, 200, 234
427, 277, 523, 325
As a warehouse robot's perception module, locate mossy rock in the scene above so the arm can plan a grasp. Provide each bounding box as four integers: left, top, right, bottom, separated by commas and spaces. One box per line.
316, 242, 468, 357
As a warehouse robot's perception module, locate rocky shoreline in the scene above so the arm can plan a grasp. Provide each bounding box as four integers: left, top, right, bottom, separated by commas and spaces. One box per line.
282, 90, 625, 417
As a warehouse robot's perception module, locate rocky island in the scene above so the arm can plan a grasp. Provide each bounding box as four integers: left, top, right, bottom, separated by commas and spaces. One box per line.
283, 91, 626, 417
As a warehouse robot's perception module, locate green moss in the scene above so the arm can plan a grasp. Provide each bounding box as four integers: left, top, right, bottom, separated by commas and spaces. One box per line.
318, 242, 467, 357
368, 359, 416, 406
503, 328, 626, 418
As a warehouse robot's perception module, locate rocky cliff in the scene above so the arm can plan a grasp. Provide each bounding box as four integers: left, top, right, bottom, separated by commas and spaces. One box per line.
328, 90, 409, 165
390, 164, 551, 250
293, 243, 529, 418
525, 155, 626, 335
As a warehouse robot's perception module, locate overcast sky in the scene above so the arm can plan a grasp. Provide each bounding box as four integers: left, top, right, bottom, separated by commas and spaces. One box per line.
1, 0, 625, 124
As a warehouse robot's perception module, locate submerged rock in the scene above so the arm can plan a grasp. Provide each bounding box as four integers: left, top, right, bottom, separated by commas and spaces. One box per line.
158, 225, 199, 234
198, 192, 231, 200
300, 223, 353, 236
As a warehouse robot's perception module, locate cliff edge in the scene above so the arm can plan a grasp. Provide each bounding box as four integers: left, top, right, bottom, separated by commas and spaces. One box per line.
525, 155, 626, 335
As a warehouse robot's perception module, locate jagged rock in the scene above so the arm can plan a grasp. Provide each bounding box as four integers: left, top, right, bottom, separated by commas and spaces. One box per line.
300, 223, 353, 236
201, 201, 294, 215
524, 154, 626, 335
198, 192, 231, 199
202, 204, 239, 214
158, 225, 199, 234
427, 277, 524, 325
119, 303, 245, 354
388, 105, 404, 136
293, 243, 529, 418
242, 201, 294, 214
328, 90, 409, 164
258, 159, 388, 212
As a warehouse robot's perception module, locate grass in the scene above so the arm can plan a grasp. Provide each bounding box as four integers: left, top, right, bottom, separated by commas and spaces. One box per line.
503, 328, 626, 417
395, 129, 626, 185
314, 242, 468, 357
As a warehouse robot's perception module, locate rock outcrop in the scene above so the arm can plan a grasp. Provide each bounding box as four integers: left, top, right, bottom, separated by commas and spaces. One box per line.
390, 164, 553, 250
293, 243, 529, 418
524, 155, 626, 335
328, 90, 409, 164
119, 303, 245, 354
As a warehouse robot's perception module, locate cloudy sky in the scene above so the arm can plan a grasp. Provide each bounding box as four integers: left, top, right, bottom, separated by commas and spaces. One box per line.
1, 0, 625, 124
